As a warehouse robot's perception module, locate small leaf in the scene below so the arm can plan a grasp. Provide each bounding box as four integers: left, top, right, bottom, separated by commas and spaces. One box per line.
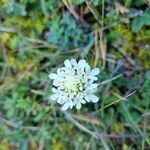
131, 17, 144, 32
142, 8, 150, 25
40, 0, 48, 16
70, 0, 85, 5
6, 2, 27, 16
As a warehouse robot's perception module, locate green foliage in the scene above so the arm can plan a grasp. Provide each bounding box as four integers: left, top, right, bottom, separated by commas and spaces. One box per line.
47, 12, 92, 51
132, 17, 144, 33
70, 0, 85, 5
132, 8, 150, 32
0, 0, 150, 149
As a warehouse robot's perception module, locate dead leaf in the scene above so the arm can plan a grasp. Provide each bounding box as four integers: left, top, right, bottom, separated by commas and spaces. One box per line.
115, 2, 129, 14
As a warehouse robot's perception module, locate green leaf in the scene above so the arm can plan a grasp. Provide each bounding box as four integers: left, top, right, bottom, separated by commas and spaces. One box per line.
7, 3, 27, 16
134, 0, 144, 6
131, 17, 144, 32
142, 9, 150, 25
40, 0, 48, 16
70, 0, 85, 5
124, 0, 132, 7
20, 139, 29, 150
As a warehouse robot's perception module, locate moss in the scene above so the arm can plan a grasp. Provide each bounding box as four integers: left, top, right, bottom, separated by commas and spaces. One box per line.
108, 24, 150, 68
138, 48, 150, 68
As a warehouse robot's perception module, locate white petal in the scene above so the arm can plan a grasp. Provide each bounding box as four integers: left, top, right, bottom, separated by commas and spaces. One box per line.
88, 76, 98, 81
74, 77, 80, 84
85, 95, 90, 102
52, 88, 59, 93
61, 103, 70, 111
53, 80, 60, 86
58, 98, 66, 104
57, 98, 62, 104
76, 102, 81, 109
90, 68, 100, 76
89, 83, 98, 89
87, 94, 99, 103
64, 59, 72, 68
80, 99, 86, 104
49, 73, 57, 79
78, 59, 86, 65
78, 59, 86, 69
51, 94, 59, 101
69, 100, 73, 109
85, 65, 91, 74
71, 59, 77, 66
57, 68, 63, 75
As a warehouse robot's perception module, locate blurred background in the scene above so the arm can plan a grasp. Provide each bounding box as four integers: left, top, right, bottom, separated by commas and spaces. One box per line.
0, 0, 150, 149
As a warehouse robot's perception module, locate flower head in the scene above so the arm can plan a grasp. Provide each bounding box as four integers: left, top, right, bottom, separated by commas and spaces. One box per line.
49, 59, 100, 111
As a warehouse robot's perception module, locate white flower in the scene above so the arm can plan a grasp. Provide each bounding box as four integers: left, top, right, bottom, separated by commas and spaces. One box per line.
49, 59, 100, 111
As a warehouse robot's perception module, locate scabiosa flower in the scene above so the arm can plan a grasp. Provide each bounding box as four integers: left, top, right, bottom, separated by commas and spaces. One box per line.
49, 59, 100, 111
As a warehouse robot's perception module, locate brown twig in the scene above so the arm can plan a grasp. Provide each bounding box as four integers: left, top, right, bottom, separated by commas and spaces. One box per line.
98, 74, 123, 86
62, 0, 79, 20
94, 24, 99, 67
63, 111, 110, 150
73, 114, 104, 127
62, 0, 89, 30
